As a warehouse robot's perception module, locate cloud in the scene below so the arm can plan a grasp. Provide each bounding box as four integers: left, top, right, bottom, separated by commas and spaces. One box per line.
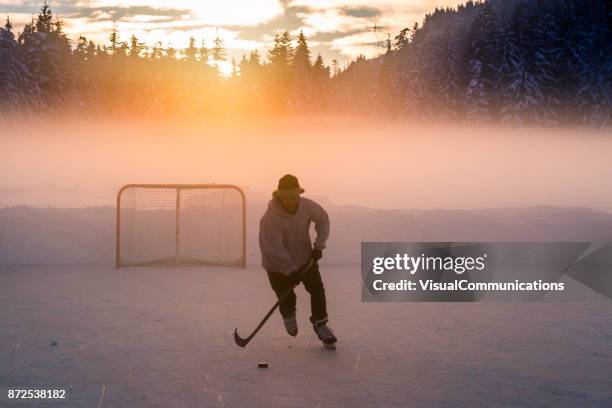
330, 30, 384, 59
284, 0, 463, 63
223, 4, 307, 41
76, 0, 285, 26
338, 6, 382, 18
298, 8, 373, 35
3, 0, 464, 69
67, 6, 190, 21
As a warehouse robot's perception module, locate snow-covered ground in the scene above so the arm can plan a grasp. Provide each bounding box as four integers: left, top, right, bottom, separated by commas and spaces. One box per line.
0, 264, 610, 407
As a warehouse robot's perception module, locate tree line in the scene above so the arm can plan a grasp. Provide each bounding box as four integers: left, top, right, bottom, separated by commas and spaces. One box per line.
1, 0, 611, 125
335, 0, 612, 125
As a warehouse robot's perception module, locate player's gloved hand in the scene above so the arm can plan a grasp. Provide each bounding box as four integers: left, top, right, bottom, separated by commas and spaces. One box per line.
311, 248, 323, 262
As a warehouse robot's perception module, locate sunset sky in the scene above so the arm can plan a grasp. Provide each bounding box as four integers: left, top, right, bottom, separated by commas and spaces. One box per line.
2, 0, 463, 72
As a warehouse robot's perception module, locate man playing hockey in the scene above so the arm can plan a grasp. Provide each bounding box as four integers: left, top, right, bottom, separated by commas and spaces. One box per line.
259, 174, 337, 348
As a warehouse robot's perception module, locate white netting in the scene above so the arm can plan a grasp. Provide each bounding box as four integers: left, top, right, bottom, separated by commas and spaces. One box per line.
117, 185, 245, 267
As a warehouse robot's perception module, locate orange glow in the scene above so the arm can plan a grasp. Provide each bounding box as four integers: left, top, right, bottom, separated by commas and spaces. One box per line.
2, 118, 612, 211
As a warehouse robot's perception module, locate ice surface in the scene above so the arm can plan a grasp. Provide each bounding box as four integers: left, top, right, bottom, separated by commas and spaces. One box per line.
0, 264, 610, 407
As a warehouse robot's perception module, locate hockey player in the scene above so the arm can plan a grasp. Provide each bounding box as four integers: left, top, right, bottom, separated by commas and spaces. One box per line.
259, 174, 337, 348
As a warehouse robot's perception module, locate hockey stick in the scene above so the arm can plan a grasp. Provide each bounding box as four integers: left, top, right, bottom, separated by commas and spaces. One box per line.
234, 259, 315, 347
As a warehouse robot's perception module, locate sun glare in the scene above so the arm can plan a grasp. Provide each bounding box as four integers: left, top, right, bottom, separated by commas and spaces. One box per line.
190, 0, 284, 26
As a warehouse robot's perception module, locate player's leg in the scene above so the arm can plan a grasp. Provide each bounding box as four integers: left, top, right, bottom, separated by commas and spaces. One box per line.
266, 271, 298, 336
302, 263, 336, 346
301, 262, 327, 322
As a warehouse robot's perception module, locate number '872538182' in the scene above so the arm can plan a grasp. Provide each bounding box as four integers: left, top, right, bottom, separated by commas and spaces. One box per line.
8, 389, 66, 399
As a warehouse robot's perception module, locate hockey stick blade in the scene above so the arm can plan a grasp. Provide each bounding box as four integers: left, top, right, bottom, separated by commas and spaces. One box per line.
234, 328, 250, 347
233, 297, 280, 347
233, 260, 315, 348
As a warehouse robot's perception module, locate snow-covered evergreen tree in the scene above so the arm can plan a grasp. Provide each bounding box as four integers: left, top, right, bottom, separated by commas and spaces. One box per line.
267, 31, 292, 73
312, 53, 331, 108
498, 2, 547, 124
18, 2, 74, 110
0, 0, 609, 123
289, 31, 315, 110
211, 34, 226, 67
464, 2, 502, 121
198, 39, 208, 64
562, 0, 612, 125
0, 17, 38, 115
411, 10, 466, 118
266, 31, 293, 112
128, 34, 144, 58
185, 36, 197, 63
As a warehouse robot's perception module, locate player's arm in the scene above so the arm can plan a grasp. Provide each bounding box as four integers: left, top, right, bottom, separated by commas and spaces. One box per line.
309, 200, 330, 261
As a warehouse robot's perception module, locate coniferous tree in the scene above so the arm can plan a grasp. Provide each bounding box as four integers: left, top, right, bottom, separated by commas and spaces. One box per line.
72, 35, 98, 111
498, 1, 547, 124
86, 40, 96, 60
198, 39, 209, 63
268, 31, 292, 72
211, 34, 226, 66
393, 28, 410, 51
528, 0, 565, 123
313, 54, 329, 80
562, 0, 611, 125
74, 36, 88, 60
235, 49, 264, 114
165, 44, 176, 60
312, 53, 331, 109
379, 47, 399, 115
0, 0, 610, 123
117, 41, 129, 57
464, 2, 502, 121
292, 31, 311, 68
185, 36, 197, 63
331, 59, 340, 77
239, 49, 262, 80
35, 1, 53, 33
128, 34, 144, 58
0, 17, 37, 113
397, 22, 427, 116
267, 31, 293, 111
290, 31, 315, 109
248, 50, 261, 69
151, 41, 162, 59
108, 22, 122, 56
19, 2, 73, 109
238, 54, 248, 75
17, 19, 35, 45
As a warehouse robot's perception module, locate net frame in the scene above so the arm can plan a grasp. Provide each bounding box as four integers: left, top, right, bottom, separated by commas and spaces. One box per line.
116, 184, 246, 269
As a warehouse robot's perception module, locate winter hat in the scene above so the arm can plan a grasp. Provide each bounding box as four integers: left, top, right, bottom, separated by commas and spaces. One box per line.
276, 174, 305, 194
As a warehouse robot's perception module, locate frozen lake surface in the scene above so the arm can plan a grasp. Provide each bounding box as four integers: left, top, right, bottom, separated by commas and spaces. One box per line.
1, 264, 610, 407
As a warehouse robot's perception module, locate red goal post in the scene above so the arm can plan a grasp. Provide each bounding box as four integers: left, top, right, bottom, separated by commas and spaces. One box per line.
116, 184, 246, 269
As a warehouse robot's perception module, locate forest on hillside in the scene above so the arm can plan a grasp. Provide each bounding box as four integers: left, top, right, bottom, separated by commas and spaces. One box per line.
0, 0, 611, 125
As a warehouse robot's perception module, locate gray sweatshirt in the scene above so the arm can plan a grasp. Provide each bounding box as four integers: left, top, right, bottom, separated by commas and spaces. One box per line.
259, 195, 330, 275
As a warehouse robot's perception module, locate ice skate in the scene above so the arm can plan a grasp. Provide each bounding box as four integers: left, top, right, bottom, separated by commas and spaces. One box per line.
313, 319, 337, 348
283, 314, 298, 336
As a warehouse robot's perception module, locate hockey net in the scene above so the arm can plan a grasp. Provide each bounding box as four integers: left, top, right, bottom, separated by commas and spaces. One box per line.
116, 184, 246, 268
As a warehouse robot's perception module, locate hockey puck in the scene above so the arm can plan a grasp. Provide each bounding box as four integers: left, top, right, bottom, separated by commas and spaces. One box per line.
257, 362, 269, 368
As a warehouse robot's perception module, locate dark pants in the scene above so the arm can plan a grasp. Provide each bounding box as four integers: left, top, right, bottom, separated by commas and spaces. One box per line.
267, 263, 328, 323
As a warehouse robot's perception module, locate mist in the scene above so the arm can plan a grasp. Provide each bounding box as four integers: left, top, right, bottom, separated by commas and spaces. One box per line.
2, 117, 611, 211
